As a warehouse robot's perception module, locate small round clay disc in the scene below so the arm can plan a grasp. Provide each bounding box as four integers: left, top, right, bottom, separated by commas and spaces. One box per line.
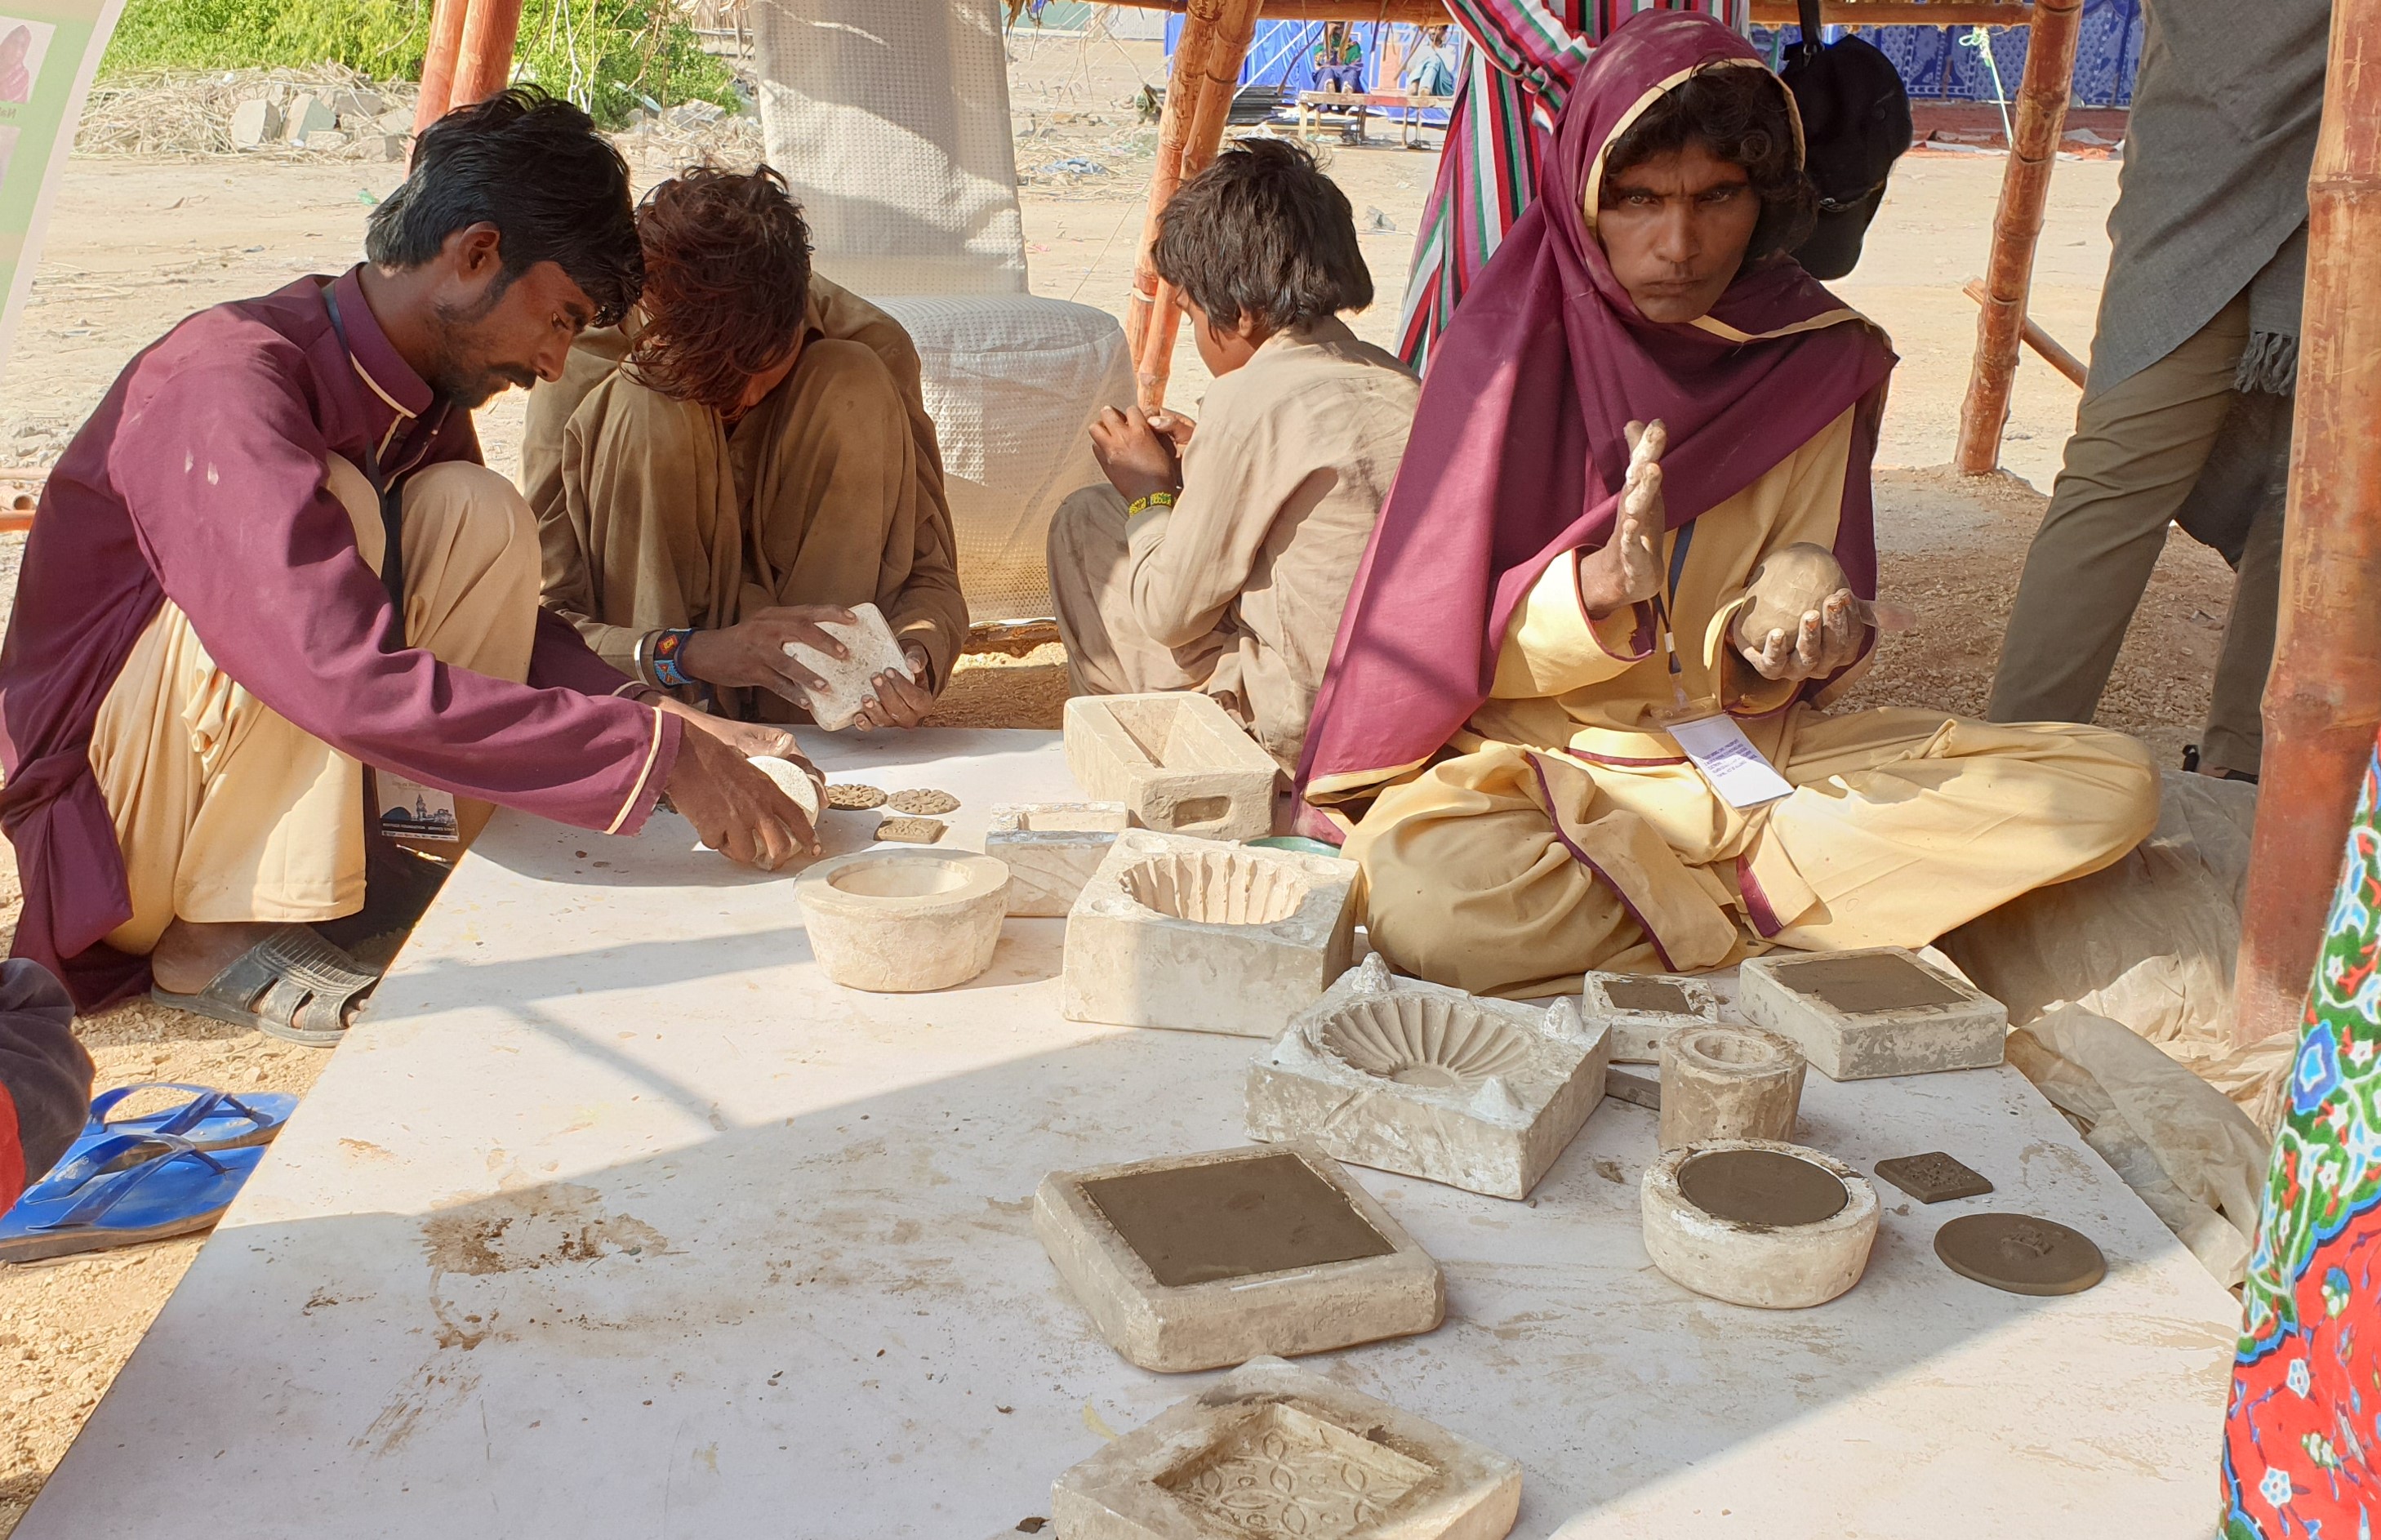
886, 787, 959, 816
825, 782, 887, 811
1934, 1213, 2105, 1296
1677, 1148, 1847, 1228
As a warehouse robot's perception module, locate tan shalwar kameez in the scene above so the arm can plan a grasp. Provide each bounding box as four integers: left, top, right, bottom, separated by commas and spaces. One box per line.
1047, 317, 1418, 771
524, 275, 968, 719
1350, 408, 2163, 998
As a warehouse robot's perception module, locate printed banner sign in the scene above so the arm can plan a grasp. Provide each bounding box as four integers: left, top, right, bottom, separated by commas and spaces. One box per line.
0, 0, 123, 385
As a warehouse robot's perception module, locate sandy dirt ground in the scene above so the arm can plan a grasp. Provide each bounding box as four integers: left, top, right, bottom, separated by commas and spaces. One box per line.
0, 38, 2235, 1531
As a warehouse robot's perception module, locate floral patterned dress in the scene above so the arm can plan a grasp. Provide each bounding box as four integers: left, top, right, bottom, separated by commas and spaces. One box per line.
2226, 738, 2381, 1537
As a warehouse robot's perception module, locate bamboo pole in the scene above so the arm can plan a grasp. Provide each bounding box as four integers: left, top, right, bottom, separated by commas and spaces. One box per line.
1128, 0, 1264, 410
413, 0, 472, 132
1951, 0, 2082, 474
1960, 277, 2085, 387
452, 0, 526, 108
2232, 3, 2381, 1048
1123, 2, 1225, 385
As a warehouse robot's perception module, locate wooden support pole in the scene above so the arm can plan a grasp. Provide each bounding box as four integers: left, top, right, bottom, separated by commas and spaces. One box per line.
1959, 278, 2085, 387
452, 0, 526, 109
2232, 3, 2381, 1048
413, 0, 472, 133
1951, 0, 2081, 474
1128, 0, 1263, 411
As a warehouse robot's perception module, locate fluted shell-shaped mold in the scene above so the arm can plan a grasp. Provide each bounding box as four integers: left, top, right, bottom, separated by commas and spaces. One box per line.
1121, 849, 1309, 926
1316, 995, 1537, 1090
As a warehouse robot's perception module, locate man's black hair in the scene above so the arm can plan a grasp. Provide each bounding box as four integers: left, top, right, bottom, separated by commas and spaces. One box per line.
1151, 138, 1373, 335
1604, 63, 1819, 263
364, 87, 643, 327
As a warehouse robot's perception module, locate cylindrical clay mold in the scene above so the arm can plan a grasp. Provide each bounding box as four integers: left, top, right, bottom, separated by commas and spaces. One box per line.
1640, 1139, 1879, 1309
1657, 1023, 1806, 1151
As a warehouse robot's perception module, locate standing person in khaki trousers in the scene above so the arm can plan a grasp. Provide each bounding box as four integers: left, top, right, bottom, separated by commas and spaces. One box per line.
1987, 0, 2330, 782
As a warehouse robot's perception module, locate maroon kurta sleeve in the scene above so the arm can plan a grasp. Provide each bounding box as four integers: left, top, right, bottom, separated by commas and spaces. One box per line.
109, 344, 680, 835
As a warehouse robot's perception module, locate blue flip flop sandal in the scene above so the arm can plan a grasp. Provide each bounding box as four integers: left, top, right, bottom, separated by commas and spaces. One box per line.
0, 1133, 268, 1263
82, 1083, 296, 1152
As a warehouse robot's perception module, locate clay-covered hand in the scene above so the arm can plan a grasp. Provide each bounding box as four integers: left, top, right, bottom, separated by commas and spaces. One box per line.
661, 710, 819, 869
850, 643, 937, 731
1089, 405, 1183, 504
1146, 409, 1198, 450
1738, 589, 1867, 683
677, 605, 858, 703
1575, 419, 1668, 617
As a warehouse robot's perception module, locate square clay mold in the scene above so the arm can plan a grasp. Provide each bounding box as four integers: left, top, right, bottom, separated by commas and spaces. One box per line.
987, 801, 1130, 917
1051, 1356, 1521, 1540
1032, 1143, 1444, 1373
1581, 970, 1724, 1063
1064, 692, 1280, 842
1737, 946, 2007, 1081
1248, 956, 1610, 1200
781, 602, 914, 732
1063, 830, 1359, 1039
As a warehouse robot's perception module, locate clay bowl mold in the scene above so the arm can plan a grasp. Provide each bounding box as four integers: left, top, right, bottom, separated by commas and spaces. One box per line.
1656, 1021, 1806, 1151
1318, 993, 1538, 1092
1640, 1138, 1879, 1309
794, 850, 1010, 993
1120, 847, 1309, 926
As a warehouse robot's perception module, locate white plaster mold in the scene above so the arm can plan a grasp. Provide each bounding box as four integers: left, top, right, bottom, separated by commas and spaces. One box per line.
794, 850, 1009, 992
987, 800, 1130, 917
1640, 1139, 1880, 1310
1582, 970, 1724, 1063
1032, 1143, 1444, 1373
1247, 956, 1609, 1199
1050, 1356, 1522, 1540
1064, 692, 1280, 841
1737, 946, 2007, 1081
1063, 831, 1359, 1039
781, 602, 915, 732
1656, 1022, 1805, 1151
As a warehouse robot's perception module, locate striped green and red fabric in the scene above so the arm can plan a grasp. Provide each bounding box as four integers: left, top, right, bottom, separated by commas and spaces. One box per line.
1396, 0, 1753, 371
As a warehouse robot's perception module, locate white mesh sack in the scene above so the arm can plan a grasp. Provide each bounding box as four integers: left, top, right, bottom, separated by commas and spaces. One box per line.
751, 0, 1029, 296
876, 294, 1132, 622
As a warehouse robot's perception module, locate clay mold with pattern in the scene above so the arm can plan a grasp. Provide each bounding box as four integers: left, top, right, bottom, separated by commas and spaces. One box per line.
1247, 956, 1610, 1199
1640, 1139, 1880, 1309
1736, 946, 2007, 1081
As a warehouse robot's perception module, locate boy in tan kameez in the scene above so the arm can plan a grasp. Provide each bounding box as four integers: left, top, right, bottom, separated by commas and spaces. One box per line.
1048, 139, 1418, 772
523, 167, 968, 729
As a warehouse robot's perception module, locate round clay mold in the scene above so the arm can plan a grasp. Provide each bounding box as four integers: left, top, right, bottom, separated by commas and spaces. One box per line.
1657, 1023, 1806, 1151
1640, 1138, 1879, 1309
1934, 1212, 2106, 1297
1315, 995, 1537, 1091
1122, 848, 1309, 927
795, 851, 1010, 992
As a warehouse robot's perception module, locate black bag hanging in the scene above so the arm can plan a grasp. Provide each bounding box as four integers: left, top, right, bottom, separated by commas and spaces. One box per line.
1779, 0, 1915, 280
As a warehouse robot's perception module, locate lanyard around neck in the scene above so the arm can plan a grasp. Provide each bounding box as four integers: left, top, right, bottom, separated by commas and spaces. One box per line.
322, 283, 447, 646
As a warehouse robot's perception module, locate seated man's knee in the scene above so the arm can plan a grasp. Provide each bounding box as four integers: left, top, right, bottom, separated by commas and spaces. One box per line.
402, 462, 538, 591
1358, 801, 1565, 992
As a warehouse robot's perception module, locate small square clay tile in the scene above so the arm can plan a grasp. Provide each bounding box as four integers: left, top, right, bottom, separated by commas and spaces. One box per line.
1874, 1151, 1994, 1204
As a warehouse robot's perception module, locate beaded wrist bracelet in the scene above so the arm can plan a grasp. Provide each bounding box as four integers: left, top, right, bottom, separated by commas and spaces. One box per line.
650, 627, 696, 691
1125, 490, 1177, 519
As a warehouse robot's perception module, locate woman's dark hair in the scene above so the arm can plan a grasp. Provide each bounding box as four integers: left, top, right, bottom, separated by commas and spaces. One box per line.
1602, 63, 1818, 263
626, 167, 814, 416
365, 87, 642, 327
1151, 138, 1373, 335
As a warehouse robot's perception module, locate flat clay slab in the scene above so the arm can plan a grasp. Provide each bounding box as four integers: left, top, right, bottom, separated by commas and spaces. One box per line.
1771, 954, 1968, 1015
1081, 1151, 1392, 1288
1032, 1142, 1444, 1373
1736, 946, 2006, 1081
1677, 1146, 1848, 1227
1875, 1151, 1994, 1204
1582, 969, 1723, 1063
1934, 1213, 2106, 1296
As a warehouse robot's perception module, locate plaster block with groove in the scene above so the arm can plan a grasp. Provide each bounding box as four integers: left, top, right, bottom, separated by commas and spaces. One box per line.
1247, 957, 1609, 1199
1032, 1143, 1444, 1374
1581, 970, 1724, 1063
1736, 946, 2007, 1081
1063, 692, 1280, 841
1050, 1355, 1521, 1539
1062, 830, 1358, 1038
987, 800, 1128, 917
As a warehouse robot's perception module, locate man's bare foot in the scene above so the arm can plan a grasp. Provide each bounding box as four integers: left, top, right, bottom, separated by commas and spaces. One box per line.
149, 918, 281, 995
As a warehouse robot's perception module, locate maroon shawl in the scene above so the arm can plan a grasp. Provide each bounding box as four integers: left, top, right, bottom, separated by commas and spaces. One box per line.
1298, 11, 1896, 807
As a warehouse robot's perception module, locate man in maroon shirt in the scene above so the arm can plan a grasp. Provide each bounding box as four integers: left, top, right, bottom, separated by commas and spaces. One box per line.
0, 90, 816, 1041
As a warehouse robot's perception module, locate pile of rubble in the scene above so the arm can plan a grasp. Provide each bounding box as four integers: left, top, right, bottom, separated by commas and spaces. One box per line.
75, 67, 417, 161
227, 78, 414, 161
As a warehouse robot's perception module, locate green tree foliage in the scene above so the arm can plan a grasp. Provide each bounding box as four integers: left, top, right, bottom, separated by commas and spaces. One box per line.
100, 0, 738, 127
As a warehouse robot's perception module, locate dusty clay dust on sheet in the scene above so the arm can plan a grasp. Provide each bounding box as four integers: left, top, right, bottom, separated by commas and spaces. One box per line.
0, 38, 2226, 1532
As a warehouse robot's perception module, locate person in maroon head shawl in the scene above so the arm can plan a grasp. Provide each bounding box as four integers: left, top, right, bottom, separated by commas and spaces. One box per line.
0, 90, 824, 1044
1300, 11, 2159, 998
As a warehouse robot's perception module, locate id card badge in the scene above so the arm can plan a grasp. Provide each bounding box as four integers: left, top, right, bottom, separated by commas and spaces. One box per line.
374, 769, 460, 843
1656, 697, 1794, 810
